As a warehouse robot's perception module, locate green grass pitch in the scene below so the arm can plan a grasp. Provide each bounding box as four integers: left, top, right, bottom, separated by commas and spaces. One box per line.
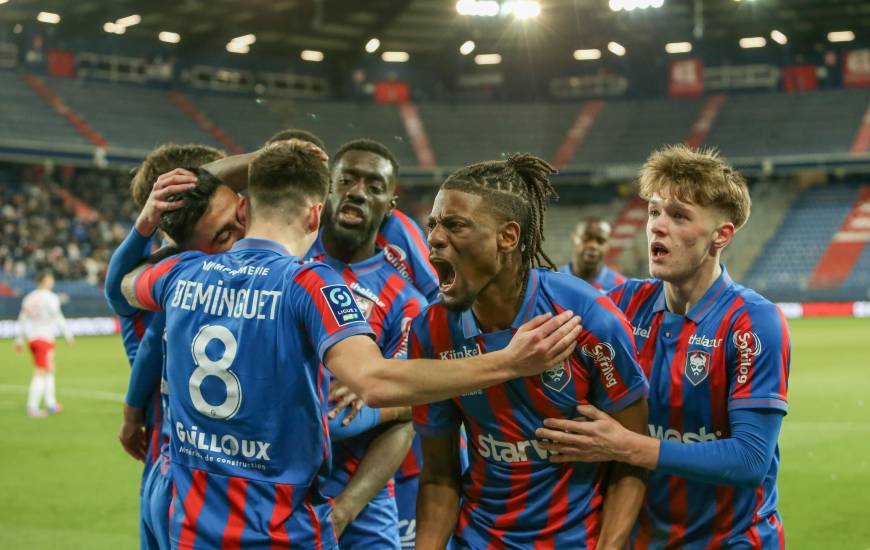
0, 317, 868, 549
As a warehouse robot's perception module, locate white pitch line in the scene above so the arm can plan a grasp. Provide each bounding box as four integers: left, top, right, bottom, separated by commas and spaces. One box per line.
0, 384, 125, 402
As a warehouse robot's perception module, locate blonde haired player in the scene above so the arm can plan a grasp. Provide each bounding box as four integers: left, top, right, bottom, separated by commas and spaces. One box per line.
15, 270, 73, 417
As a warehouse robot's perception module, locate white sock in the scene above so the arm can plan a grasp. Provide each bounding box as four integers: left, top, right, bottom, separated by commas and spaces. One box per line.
44, 373, 57, 409
27, 373, 45, 411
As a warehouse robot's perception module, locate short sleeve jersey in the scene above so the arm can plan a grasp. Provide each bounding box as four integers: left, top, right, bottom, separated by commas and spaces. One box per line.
133, 238, 373, 550
307, 249, 426, 497
412, 268, 648, 549
607, 266, 790, 549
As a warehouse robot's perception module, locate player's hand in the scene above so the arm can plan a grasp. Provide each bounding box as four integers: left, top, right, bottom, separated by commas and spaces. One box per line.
504, 310, 581, 378
328, 380, 365, 425
118, 405, 148, 462
329, 503, 351, 538
535, 404, 632, 464
134, 168, 198, 236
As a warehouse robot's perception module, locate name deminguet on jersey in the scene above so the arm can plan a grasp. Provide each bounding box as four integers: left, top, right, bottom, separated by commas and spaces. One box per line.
169, 279, 282, 320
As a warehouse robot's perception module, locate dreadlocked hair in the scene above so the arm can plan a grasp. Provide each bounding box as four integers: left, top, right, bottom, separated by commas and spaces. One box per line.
442, 153, 558, 271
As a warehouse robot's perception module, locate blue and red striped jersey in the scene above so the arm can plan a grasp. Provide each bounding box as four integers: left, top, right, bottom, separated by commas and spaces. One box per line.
377, 210, 440, 302
557, 262, 626, 292
308, 249, 426, 497
412, 268, 648, 548
607, 266, 790, 549
105, 227, 161, 480
133, 237, 374, 549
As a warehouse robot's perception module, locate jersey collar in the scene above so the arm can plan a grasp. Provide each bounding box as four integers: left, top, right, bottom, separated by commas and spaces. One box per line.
459, 268, 540, 338
685, 264, 732, 323
230, 238, 292, 256
316, 250, 387, 275
651, 264, 732, 322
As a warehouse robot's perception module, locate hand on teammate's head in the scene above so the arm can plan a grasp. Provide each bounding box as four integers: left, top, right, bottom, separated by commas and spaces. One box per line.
135, 168, 198, 237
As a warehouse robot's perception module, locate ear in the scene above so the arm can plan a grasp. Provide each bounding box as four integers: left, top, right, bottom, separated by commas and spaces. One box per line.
712, 221, 735, 251
236, 195, 248, 228
497, 220, 522, 254
307, 202, 324, 234
385, 194, 398, 218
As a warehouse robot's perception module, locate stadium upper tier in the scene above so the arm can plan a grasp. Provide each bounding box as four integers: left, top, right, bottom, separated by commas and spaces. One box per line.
2, 70, 870, 169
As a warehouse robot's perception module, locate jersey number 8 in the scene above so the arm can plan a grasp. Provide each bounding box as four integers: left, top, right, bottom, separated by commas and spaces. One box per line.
189, 325, 242, 420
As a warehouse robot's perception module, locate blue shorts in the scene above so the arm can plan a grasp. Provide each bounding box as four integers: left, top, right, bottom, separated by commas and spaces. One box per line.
339, 493, 400, 550
394, 475, 418, 549
140, 453, 172, 550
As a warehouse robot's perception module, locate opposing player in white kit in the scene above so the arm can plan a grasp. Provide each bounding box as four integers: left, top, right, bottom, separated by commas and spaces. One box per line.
15, 270, 74, 417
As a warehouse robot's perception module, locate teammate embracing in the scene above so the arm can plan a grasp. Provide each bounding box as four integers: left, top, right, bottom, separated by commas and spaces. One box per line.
119, 141, 580, 549
412, 155, 649, 550
537, 145, 791, 549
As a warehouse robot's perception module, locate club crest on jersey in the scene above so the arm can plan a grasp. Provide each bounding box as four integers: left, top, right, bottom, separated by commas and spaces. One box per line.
685, 350, 711, 386
541, 359, 572, 392
321, 284, 364, 326
354, 295, 375, 320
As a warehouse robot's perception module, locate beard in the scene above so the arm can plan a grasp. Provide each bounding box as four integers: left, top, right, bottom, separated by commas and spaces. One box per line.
321, 201, 378, 253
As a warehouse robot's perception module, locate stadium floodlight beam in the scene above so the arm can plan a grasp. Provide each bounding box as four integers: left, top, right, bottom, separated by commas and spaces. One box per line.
116, 15, 141, 28
828, 30, 855, 43
301, 50, 324, 62
609, 0, 663, 11
460, 40, 476, 55
574, 48, 602, 60
739, 36, 766, 48
474, 53, 502, 65
37, 12, 60, 24
159, 31, 181, 44
103, 22, 126, 34
608, 41, 626, 56
770, 30, 787, 45
501, 1, 541, 19
665, 42, 692, 54
456, 0, 500, 16
226, 42, 251, 54
365, 38, 380, 53
382, 51, 410, 62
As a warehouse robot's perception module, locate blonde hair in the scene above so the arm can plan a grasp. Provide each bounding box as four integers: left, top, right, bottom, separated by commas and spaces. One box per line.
639, 144, 750, 229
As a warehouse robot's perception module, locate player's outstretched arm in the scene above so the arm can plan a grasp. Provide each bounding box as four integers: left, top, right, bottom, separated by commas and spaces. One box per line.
325, 310, 581, 408
415, 433, 462, 550
536, 404, 784, 487
330, 421, 415, 537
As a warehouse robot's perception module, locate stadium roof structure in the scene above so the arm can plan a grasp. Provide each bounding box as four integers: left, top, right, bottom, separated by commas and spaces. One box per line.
2, 0, 868, 63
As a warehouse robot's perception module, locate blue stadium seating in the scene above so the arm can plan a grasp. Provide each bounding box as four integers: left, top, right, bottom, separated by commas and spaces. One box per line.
744, 183, 861, 297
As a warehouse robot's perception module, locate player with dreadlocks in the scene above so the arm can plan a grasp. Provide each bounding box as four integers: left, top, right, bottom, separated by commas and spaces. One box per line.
411, 154, 650, 549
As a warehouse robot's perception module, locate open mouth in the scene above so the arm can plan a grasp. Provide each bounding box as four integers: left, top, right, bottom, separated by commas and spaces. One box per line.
650, 242, 670, 260
430, 256, 457, 294
581, 250, 600, 263
337, 204, 366, 226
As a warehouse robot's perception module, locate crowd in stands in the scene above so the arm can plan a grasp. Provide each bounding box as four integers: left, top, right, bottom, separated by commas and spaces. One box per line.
0, 162, 135, 286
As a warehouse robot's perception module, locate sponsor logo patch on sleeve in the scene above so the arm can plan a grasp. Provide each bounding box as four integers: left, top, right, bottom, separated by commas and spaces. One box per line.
321, 284, 365, 326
